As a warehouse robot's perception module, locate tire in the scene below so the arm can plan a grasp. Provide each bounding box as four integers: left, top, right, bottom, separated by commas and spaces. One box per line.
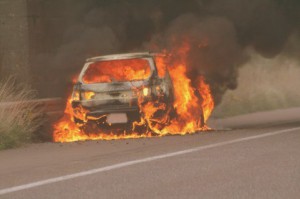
199, 108, 205, 128
73, 116, 84, 125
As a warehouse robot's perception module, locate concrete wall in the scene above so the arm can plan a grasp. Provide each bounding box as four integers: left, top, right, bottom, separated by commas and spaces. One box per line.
0, 0, 29, 81
0, 0, 92, 96
0, 0, 69, 85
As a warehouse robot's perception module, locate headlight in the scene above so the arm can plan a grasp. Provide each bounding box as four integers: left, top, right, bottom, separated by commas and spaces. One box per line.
142, 87, 150, 96
72, 90, 80, 101
82, 91, 95, 100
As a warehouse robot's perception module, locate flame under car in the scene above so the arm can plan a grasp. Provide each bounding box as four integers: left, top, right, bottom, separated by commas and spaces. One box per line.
71, 52, 175, 131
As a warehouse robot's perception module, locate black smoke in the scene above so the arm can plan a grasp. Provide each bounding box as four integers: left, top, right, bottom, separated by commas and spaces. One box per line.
31, 0, 300, 103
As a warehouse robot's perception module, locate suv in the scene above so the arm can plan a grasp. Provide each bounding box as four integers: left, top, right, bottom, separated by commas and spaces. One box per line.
71, 52, 174, 130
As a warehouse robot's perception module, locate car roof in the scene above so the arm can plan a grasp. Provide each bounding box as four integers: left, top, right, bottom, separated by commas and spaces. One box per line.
86, 52, 162, 62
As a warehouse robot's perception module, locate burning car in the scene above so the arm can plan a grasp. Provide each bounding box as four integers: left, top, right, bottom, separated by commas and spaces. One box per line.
70, 52, 175, 130
53, 47, 215, 142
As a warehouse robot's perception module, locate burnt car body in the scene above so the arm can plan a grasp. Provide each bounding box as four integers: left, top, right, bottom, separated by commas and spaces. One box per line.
71, 52, 174, 127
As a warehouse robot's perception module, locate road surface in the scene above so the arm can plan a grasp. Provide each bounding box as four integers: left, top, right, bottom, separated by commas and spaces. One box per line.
0, 109, 300, 199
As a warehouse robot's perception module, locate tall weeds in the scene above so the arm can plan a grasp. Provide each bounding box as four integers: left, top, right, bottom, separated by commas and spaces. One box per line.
0, 78, 43, 149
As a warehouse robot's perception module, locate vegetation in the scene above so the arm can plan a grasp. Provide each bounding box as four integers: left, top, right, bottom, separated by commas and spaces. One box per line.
0, 78, 44, 150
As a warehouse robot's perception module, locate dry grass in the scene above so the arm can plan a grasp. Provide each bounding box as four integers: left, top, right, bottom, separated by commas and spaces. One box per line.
213, 52, 300, 118
0, 78, 44, 149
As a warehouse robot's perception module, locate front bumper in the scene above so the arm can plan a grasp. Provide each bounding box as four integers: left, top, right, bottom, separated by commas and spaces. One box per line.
72, 100, 140, 121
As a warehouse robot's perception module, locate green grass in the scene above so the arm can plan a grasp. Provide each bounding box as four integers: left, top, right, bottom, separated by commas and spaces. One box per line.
0, 78, 44, 150
213, 51, 300, 118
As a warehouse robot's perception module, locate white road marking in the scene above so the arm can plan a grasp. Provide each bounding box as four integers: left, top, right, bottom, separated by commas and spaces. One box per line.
0, 127, 299, 195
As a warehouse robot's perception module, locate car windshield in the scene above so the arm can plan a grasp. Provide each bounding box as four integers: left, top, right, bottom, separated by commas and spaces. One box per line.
82, 58, 151, 83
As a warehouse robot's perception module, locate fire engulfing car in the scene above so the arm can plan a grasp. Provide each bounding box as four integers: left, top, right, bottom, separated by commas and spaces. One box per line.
70, 52, 176, 131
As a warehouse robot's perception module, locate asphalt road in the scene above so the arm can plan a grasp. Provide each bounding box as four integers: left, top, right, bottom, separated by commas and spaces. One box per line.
0, 116, 300, 198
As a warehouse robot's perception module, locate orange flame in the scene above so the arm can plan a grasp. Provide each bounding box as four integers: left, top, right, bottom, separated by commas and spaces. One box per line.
53, 43, 214, 142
